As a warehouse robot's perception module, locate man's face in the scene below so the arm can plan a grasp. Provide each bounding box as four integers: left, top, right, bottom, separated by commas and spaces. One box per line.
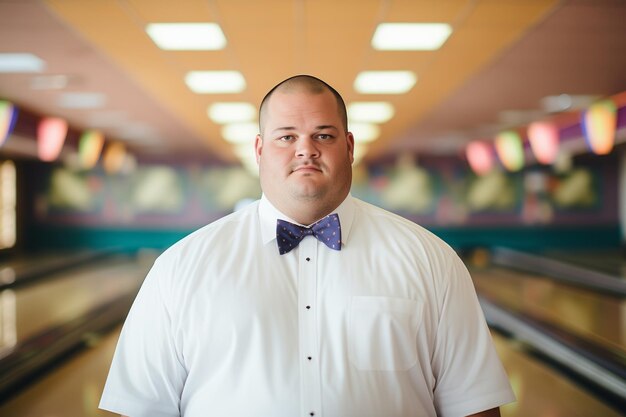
255, 89, 354, 221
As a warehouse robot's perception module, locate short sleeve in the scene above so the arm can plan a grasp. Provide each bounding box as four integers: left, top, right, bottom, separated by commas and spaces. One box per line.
99, 257, 186, 417
431, 250, 515, 417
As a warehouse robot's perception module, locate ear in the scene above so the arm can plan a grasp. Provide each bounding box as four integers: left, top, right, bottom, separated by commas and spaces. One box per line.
254, 134, 263, 164
346, 132, 355, 164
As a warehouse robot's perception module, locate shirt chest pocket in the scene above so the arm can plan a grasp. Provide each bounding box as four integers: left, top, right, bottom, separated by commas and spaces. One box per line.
348, 296, 421, 371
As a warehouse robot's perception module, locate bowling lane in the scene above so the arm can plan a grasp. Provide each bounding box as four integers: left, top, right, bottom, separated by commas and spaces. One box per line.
469, 264, 625, 355
0, 249, 115, 288
540, 249, 626, 280
489, 247, 626, 296
0, 325, 622, 417
492, 332, 624, 417
0, 250, 102, 272
0, 324, 122, 417
1, 249, 622, 416
0, 252, 155, 358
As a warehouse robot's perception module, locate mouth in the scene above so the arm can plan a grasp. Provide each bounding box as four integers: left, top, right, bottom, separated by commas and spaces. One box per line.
292, 164, 322, 174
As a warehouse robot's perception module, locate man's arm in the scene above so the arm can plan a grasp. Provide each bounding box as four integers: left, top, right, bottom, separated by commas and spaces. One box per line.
468, 407, 501, 417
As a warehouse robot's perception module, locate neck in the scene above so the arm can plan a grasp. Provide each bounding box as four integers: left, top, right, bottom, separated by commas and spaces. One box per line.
270, 195, 347, 225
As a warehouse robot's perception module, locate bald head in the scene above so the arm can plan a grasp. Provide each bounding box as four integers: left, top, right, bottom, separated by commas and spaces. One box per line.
259, 75, 348, 135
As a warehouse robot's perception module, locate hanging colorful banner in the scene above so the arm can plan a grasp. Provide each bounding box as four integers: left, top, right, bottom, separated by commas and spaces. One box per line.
581, 99, 617, 155
78, 130, 105, 169
0, 101, 18, 146
495, 130, 524, 172
38, 117, 68, 161
527, 121, 559, 164
466, 140, 494, 175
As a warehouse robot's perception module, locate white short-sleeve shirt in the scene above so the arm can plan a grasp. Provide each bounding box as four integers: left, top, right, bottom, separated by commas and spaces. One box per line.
100, 195, 515, 417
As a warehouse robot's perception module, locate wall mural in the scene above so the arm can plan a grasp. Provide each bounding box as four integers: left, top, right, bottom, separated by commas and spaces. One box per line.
34, 154, 615, 230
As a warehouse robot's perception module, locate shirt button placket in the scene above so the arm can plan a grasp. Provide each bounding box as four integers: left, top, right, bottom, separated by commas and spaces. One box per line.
298, 236, 321, 417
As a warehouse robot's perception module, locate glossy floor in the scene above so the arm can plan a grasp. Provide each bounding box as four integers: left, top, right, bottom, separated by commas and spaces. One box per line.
1, 250, 622, 416
0, 254, 154, 358
541, 249, 626, 279
471, 265, 626, 354
0, 327, 621, 417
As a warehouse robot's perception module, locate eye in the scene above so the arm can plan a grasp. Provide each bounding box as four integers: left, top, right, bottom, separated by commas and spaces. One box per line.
317, 134, 334, 140
278, 135, 295, 142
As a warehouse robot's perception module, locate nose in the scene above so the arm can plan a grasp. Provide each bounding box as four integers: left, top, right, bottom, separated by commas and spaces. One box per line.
295, 137, 320, 159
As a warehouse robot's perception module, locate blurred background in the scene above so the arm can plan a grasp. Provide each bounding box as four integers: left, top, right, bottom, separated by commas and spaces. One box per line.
0, 0, 625, 416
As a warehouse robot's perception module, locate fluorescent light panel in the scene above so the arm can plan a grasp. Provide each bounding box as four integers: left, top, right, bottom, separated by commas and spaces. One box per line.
0, 53, 45, 73
30, 75, 69, 90
349, 122, 380, 143
185, 71, 246, 94
58, 92, 106, 109
114, 122, 159, 143
222, 122, 258, 144
209, 102, 256, 124
234, 143, 256, 160
234, 144, 259, 176
146, 23, 226, 50
354, 71, 416, 94
87, 111, 128, 128
348, 102, 394, 123
372, 23, 452, 51
352, 144, 368, 165
541, 94, 600, 113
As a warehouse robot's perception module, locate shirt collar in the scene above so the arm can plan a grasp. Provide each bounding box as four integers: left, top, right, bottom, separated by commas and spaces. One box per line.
259, 194, 355, 248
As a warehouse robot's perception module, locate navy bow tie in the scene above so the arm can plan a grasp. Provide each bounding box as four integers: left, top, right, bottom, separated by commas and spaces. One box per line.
276, 214, 342, 255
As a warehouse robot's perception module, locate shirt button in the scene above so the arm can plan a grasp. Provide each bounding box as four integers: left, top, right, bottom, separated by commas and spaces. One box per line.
306, 305, 311, 309
310, 413, 315, 416
306, 257, 311, 262
307, 356, 312, 360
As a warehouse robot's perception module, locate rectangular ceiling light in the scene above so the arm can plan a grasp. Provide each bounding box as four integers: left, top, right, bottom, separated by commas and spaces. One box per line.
58, 92, 106, 109
185, 71, 246, 94
30, 75, 69, 90
352, 143, 368, 165
349, 122, 380, 143
0, 53, 45, 73
222, 122, 259, 144
354, 71, 416, 94
208, 102, 256, 124
114, 122, 159, 143
348, 102, 395, 123
372, 23, 452, 50
87, 111, 128, 128
146, 23, 227, 50
233, 144, 260, 177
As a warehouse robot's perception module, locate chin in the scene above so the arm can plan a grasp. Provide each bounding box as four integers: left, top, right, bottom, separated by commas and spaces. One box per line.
289, 185, 326, 201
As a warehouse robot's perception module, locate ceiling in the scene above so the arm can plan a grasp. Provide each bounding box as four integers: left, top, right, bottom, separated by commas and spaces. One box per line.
1, 0, 626, 166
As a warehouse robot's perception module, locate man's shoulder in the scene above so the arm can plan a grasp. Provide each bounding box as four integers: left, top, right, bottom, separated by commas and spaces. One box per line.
142, 201, 261, 293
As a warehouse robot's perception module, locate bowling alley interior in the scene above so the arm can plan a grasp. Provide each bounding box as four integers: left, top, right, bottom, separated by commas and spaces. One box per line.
1, 0, 625, 416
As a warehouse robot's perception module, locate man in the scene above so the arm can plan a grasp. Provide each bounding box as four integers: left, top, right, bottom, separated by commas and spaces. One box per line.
100, 75, 515, 417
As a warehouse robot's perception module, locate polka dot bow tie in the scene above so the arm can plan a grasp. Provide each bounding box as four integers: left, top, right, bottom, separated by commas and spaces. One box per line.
276, 214, 342, 255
